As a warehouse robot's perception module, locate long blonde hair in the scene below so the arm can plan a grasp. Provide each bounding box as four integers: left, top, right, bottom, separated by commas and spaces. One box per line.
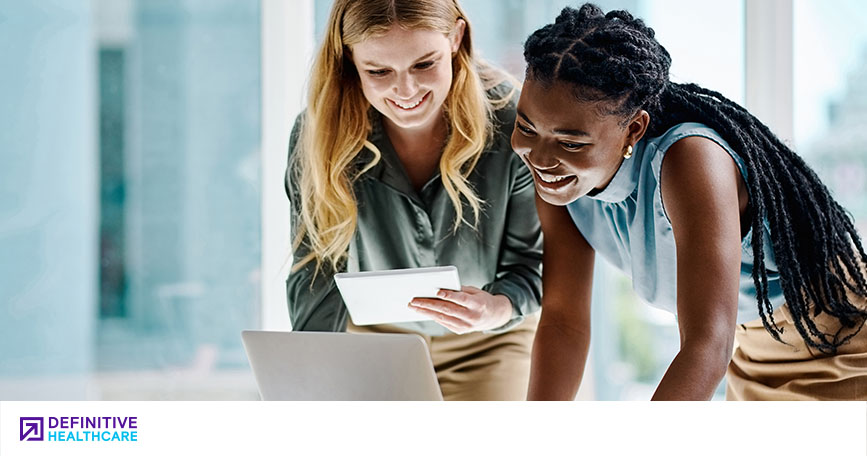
292, 0, 513, 273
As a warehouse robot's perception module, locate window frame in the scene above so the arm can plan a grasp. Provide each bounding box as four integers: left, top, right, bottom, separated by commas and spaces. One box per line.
745, 0, 794, 142
261, 0, 315, 331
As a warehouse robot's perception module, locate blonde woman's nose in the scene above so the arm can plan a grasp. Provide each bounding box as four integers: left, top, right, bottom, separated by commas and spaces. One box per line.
393, 72, 419, 99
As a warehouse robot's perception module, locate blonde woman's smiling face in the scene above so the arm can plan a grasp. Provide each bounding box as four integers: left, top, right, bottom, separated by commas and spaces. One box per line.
350, 24, 463, 132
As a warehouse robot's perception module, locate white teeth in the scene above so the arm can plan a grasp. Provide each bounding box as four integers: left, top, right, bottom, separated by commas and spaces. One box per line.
539, 174, 571, 184
393, 95, 424, 110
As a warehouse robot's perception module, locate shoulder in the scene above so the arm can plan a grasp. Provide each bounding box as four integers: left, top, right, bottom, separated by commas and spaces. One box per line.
656, 122, 738, 189
659, 133, 743, 228
475, 59, 519, 126
485, 77, 519, 132
647, 122, 744, 183
285, 110, 308, 199
650, 122, 742, 184
288, 110, 307, 161
663, 135, 735, 178
648, 123, 735, 163
480, 72, 519, 156
481, 82, 527, 184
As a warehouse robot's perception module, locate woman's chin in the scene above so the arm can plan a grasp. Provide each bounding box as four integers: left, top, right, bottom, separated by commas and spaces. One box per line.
535, 182, 583, 206
536, 189, 576, 207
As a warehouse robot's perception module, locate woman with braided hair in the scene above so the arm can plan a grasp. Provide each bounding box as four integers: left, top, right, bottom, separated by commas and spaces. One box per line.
514, 3, 867, 400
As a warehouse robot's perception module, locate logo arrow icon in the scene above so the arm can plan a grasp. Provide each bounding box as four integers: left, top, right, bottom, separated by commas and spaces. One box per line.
21, 422, 38, 439
20, 417, 44, 441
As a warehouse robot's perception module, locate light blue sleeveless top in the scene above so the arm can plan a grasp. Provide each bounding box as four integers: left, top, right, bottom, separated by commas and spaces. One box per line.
566, 122, 785, 324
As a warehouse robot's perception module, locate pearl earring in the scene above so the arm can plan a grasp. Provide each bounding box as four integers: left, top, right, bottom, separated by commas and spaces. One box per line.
623, 144, 634, 159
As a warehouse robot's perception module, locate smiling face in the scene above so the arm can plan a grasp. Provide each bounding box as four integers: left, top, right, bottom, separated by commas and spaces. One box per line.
510, 77, 649, 206
350, 24, 463, 133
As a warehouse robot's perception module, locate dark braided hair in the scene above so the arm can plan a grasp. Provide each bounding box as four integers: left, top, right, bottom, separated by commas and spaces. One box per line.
524, 4, 867, 353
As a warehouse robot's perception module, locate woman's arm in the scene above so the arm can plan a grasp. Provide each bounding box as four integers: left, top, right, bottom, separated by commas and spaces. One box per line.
652, 136, 743, 400
478, 154, 545, 326
527, 194, 596, 400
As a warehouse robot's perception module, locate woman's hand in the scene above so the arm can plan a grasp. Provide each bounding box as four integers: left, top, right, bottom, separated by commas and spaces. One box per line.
408, 286, 513, 334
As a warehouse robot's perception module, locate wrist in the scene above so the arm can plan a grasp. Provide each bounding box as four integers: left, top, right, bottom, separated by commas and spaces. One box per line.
491, 294, 514, 328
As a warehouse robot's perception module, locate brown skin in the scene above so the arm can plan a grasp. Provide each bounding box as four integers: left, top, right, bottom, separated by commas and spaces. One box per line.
513, 77, 748, 400
527, 192, 595, 400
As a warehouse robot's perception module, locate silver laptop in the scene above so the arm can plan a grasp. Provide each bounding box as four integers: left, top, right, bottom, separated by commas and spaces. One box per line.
241, 330, 443, 401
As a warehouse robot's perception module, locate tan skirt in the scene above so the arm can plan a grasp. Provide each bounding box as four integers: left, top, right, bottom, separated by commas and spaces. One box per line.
347, 314, 539, 401
727, 296, 867, 400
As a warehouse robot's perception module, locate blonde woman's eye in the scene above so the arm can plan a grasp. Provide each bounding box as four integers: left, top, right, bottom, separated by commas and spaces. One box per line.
366, 69, 389, 76
415, 61, 434, 70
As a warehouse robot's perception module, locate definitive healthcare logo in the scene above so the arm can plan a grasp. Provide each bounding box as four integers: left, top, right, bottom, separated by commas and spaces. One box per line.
19, 415, 138, 442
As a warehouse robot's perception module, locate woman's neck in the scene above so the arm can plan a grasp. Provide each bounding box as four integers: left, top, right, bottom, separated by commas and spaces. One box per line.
382, 111, 448, 156
382, 111, 449, 191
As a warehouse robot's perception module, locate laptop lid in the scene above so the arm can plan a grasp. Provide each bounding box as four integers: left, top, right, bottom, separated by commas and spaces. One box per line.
241, 330, 443, 401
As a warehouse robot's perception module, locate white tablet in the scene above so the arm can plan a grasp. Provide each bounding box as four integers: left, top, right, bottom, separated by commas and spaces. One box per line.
334, 266, 461, 326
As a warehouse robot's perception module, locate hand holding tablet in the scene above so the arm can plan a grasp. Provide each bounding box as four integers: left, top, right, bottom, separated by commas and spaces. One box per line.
407, 285, 515, 334
334, 266, 461, 326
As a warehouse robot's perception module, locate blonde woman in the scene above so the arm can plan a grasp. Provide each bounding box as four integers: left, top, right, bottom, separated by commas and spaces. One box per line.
284, 0, 542, 400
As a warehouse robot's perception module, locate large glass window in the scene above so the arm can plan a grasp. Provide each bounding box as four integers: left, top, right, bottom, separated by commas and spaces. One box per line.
93, 0, 262, 399
0, 0, 263, 400
794, 0, 867, 235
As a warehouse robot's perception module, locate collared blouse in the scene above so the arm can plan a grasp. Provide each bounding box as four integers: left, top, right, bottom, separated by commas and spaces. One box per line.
285, 85, 542, 336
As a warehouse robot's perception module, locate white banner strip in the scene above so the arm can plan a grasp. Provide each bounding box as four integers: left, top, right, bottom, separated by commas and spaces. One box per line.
2, 401, 865, 455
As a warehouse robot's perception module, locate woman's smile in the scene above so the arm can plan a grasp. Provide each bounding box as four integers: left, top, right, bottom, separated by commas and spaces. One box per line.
388, 91, 430, 111
532, 168, 578, 192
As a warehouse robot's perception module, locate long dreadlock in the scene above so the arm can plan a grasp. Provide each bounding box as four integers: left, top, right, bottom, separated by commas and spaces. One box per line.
524, 4, 867, 353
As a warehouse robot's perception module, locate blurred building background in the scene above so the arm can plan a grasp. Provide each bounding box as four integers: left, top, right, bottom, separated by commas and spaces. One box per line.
0, 0, 864, 400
